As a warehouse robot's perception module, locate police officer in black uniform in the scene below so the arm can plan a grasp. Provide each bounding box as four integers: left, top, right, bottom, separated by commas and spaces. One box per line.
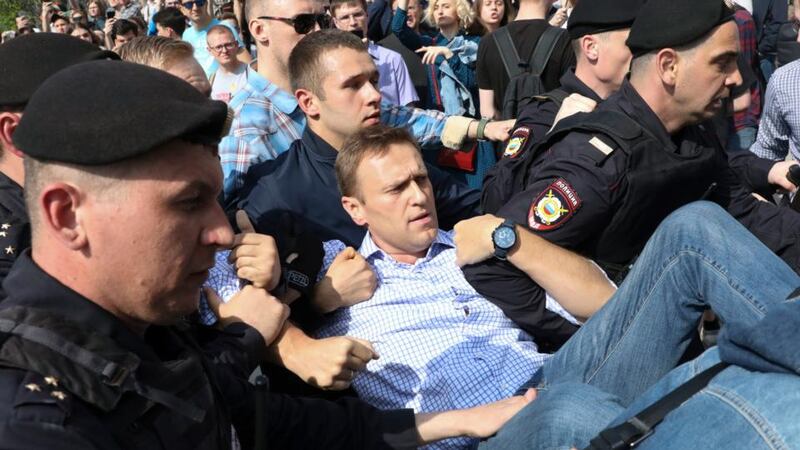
483, 0, 794, 216
0, 33, 116, 291
498, 0, 644, 162
465, 0, 800, 350
483, 0, 644, 215
0, 60, 531, 449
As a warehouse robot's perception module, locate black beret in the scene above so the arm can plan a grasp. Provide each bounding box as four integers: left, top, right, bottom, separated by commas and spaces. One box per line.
0, 33, 118, 108
626, 0, 736, 57
567, 0, 646, 40
13, 60, 231, 166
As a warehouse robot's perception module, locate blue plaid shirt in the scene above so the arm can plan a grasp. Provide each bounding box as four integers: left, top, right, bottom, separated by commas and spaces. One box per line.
315, 231, 574, 450
219, 68, 450, 200
750, 59, 800, 161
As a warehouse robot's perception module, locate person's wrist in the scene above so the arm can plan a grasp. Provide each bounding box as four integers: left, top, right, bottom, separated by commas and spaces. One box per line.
468, 119, 479, 139
476, 118, 490, 140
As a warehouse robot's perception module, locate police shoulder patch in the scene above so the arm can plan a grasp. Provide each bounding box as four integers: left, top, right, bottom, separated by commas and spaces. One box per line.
503, 127, 530, 158
528, 178, 582, 231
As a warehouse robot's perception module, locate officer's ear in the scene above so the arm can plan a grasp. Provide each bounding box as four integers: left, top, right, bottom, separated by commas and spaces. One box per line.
296, 88, 321, 118
37, 182, 88, 251
341, 195, 367, 227
0, 112, 24, 158
654, 48, 679, 87
579, 34, 600, 62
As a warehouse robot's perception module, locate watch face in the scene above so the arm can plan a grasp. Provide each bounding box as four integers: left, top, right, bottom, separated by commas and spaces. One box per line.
494, 226, 516, 249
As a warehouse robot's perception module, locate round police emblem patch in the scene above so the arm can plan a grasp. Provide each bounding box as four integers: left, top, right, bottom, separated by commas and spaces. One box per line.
503, 127, 530, 158
528, 178, 582, 231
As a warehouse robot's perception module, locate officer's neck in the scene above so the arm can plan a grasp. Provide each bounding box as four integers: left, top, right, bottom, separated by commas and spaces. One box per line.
574, 63, 615, 100
31, 246, 151, 337
630, 76, 687, 135
307, 119, 345, 152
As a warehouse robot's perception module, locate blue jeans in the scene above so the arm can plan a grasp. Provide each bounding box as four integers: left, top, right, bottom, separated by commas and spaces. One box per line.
481, 202, 800, 449
727, 126, 757, 153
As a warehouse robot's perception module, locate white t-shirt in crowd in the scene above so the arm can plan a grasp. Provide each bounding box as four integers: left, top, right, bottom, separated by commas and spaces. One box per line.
210, 63, 249, 103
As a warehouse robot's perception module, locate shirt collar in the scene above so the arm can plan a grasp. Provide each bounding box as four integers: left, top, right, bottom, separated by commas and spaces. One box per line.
358, 230, 454, 264
2, 251, 159, 360
301, 127, 339, 161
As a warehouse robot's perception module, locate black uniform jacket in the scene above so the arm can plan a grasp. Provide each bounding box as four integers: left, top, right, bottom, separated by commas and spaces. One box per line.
236, 128, 481, 247
466, 80, 800, 349
502, 69, 603, 160
0, 171, 29, 295
0, 252, 417, 449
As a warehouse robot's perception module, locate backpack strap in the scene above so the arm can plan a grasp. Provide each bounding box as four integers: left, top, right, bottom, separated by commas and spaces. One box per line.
528, 26, 566, 77
583, 362, 729, 450
493, 27, 523, 80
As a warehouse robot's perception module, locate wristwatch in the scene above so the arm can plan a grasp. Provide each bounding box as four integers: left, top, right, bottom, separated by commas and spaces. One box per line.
491, 219, 517, 260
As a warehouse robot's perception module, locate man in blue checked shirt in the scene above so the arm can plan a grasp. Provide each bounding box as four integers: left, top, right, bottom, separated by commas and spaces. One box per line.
220, 0, 513, 201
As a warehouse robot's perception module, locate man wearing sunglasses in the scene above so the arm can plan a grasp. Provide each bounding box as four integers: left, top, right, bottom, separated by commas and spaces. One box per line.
221, 0, 513, 202
181, 0, 245, 76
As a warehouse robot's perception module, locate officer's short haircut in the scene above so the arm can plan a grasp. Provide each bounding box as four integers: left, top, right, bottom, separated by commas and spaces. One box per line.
289, 29, 367, 99
110, 18, 138, 42
117, 36, 194, 72
153, 7, 187, 36
330, 0, 367, 17
207, 24, 235, 43
570, 31, 611, 58
629, 33, 707, 79
336, 124, 420, 200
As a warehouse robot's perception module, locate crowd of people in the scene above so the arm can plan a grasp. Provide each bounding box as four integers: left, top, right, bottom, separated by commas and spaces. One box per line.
1, 0, 800, 449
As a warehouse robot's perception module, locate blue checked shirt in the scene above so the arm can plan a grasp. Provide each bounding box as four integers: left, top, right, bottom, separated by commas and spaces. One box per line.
316, 231, 575, 450
200, 232, 577, 449
219, 68, 451, 200
750, 59, 800, 161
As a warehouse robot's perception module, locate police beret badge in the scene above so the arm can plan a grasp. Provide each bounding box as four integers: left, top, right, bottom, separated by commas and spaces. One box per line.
528, 178, 582, 231
503, 127, 530, 158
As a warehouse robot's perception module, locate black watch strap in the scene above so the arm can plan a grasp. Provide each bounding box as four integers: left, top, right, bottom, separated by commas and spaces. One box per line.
493, 219, 516, 260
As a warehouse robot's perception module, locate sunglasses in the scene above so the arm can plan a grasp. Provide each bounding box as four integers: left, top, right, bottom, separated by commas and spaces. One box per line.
257, 13, 331, 35
182, 0, 206, 9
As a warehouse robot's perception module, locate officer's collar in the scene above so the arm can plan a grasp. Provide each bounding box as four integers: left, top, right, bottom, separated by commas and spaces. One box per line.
618, 80, 674, 150
301, 127, 339, 161
2, 251, 160, 361
560, 69, 603, 103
